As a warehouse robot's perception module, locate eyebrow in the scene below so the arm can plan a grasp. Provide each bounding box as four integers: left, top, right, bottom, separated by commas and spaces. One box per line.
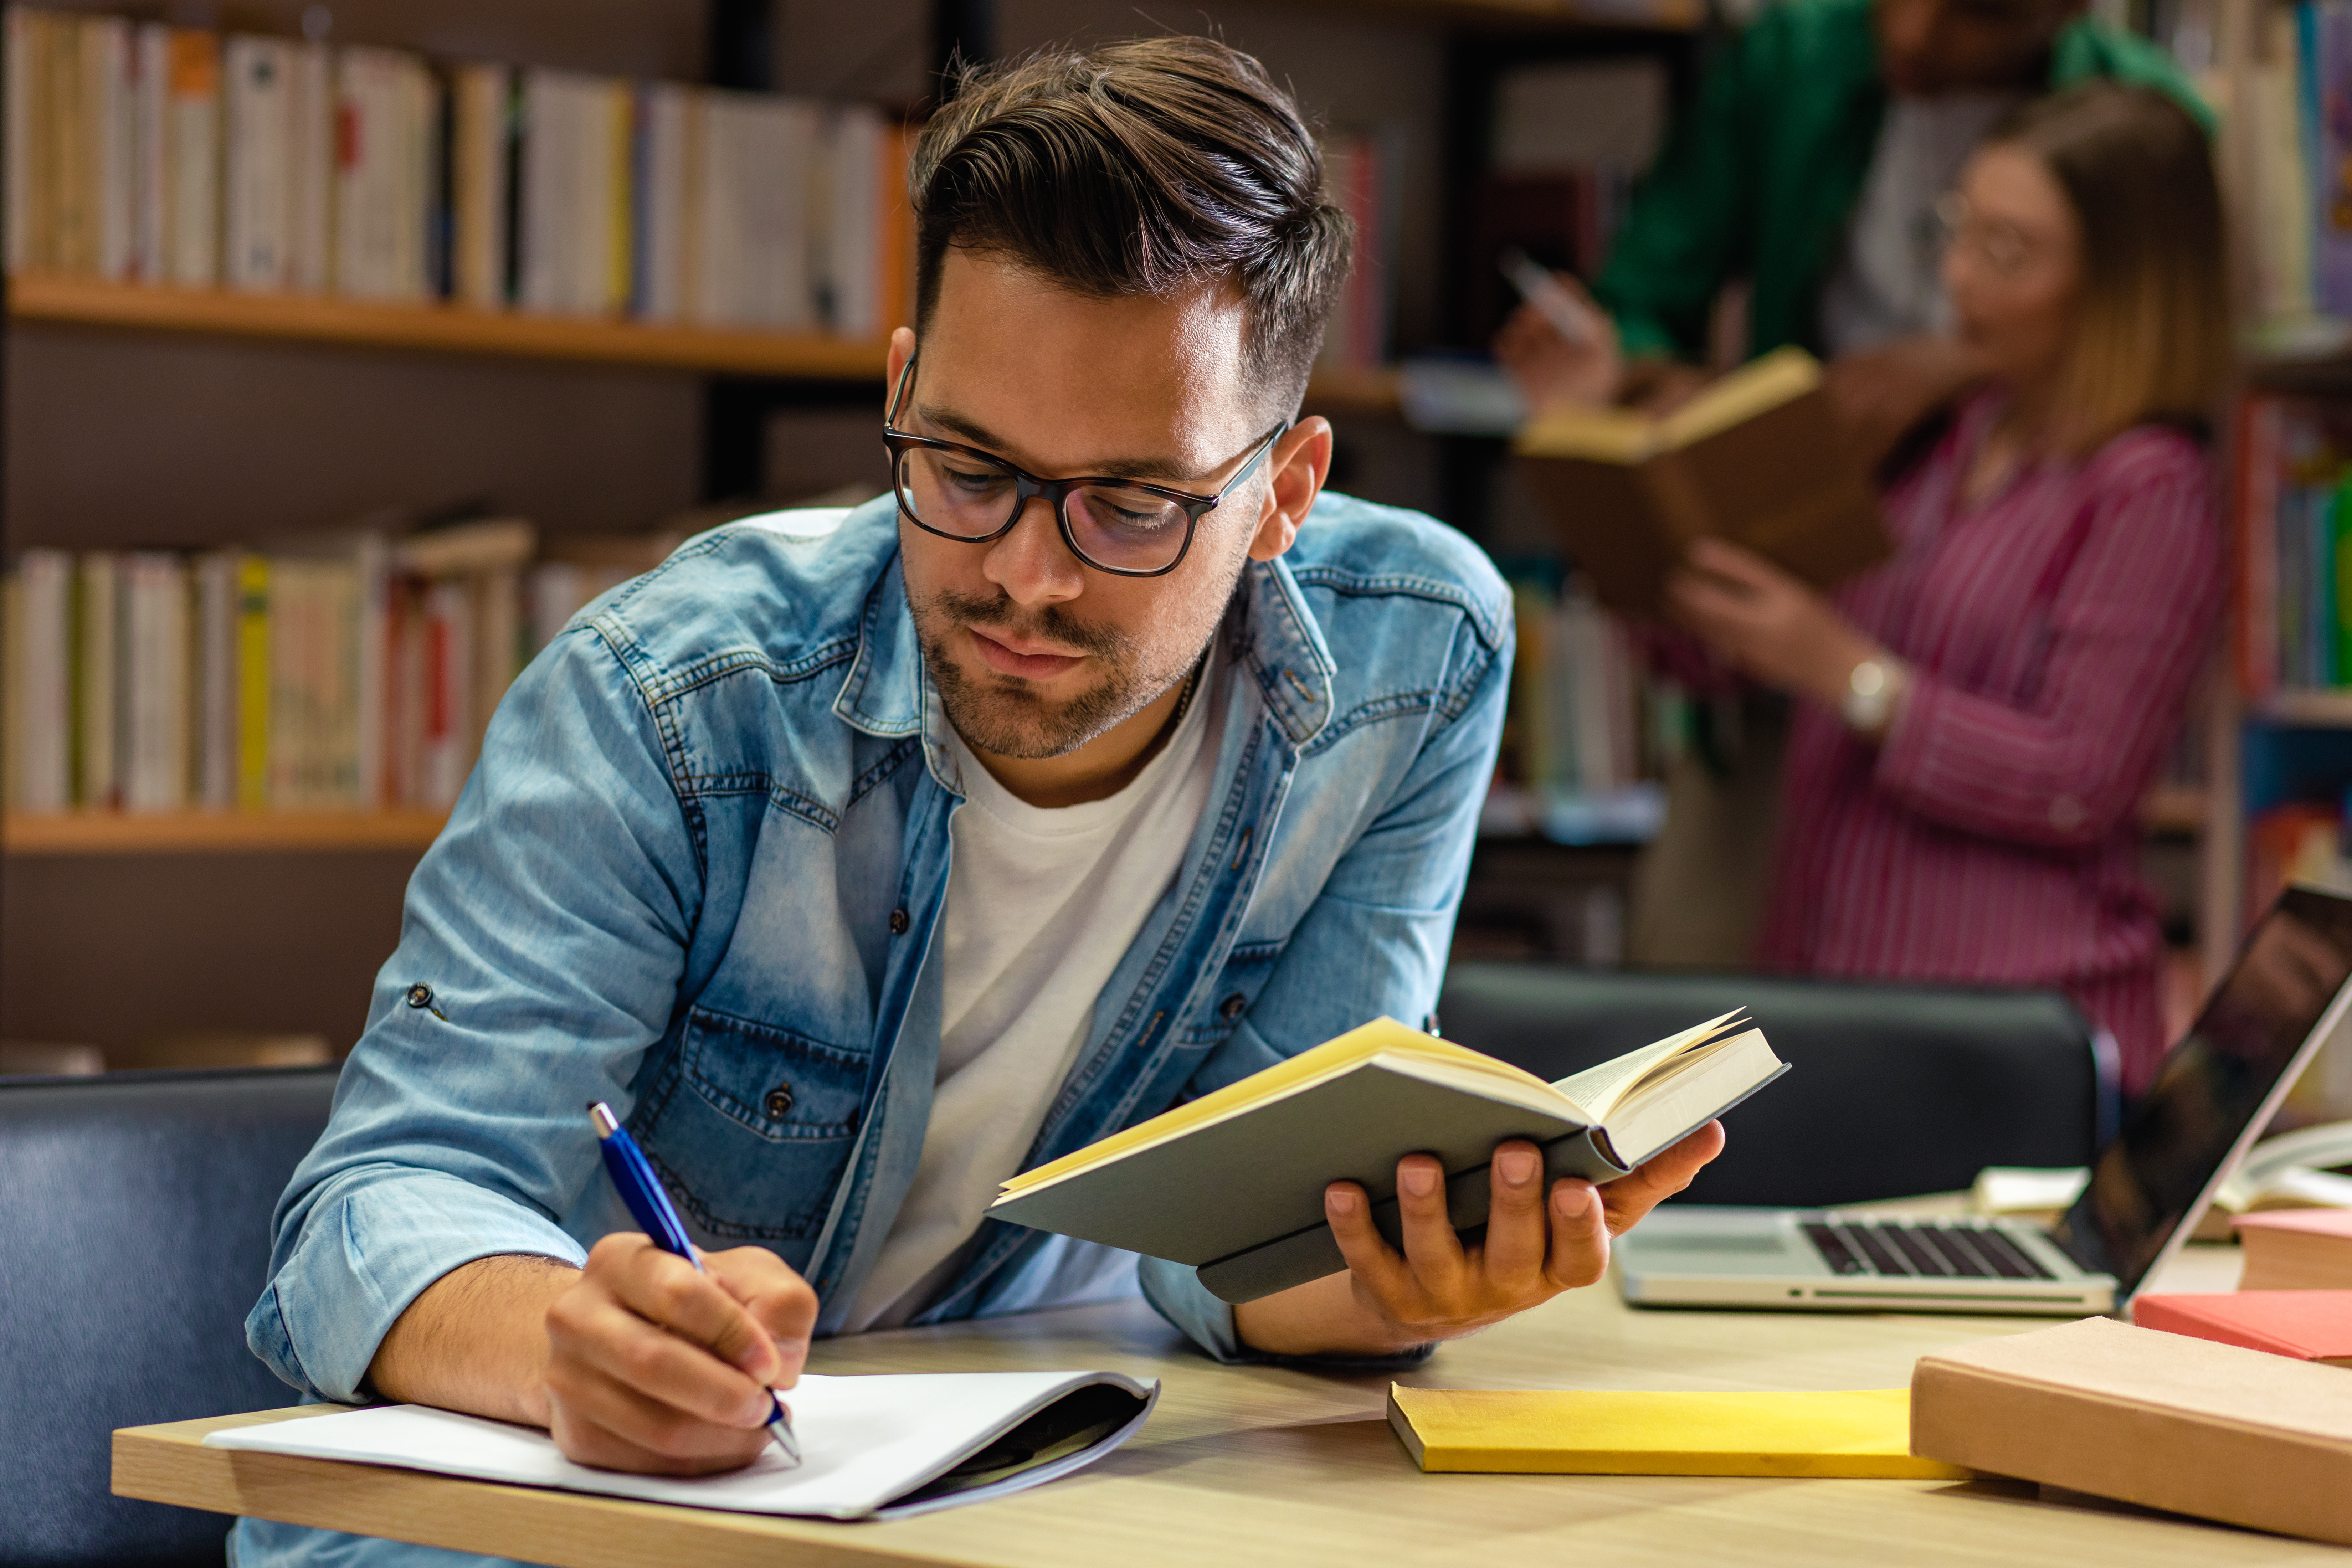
913, 400, 1207, 486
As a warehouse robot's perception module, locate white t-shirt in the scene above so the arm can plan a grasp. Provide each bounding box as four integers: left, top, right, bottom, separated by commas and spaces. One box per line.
841, 650, 1226, 1331
1817, 92, 2022, 358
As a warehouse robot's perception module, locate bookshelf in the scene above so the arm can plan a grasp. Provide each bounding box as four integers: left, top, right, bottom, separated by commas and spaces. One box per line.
12, 273, 1408, 413
9, 273, 894, 380
1, 810, 447, 856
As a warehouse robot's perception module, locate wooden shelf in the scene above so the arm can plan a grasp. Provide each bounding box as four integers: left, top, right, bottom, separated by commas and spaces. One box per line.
2260, 688, 2352, 727
3, 809, 447, 855
10, 274, 1411, 410
1301, 363, 1404, 415
7, 272, 893, 380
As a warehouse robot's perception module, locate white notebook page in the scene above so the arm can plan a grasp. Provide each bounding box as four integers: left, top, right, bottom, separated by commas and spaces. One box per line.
206, 1370, 1158, 1521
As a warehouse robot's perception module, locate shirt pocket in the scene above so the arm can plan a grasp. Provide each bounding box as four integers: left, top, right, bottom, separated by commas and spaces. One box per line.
1178, 937, 1289, 1049
635, 1006, 869, 1243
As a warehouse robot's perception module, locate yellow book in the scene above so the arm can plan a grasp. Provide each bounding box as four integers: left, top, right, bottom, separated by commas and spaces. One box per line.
235, 555, 269, 810
1386, 1385, 1968, 1479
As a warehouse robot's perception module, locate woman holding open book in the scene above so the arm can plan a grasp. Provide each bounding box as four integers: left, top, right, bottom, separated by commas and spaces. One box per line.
1643, 85, 2225, 1094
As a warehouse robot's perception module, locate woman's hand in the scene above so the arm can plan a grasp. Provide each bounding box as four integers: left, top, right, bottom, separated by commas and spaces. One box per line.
1667, 539, 1886, 713
1493, 276, 1624, 413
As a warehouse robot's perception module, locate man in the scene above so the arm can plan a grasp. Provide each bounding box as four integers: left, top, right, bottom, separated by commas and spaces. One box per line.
1500, 0, 2206, 458
239, 37, 1721, 1566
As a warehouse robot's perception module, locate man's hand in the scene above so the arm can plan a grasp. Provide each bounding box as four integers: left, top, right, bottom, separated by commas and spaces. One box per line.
1233, 1121, 1725, 1357
542, 1234, 818, 1475
1822, 333, 1981, 472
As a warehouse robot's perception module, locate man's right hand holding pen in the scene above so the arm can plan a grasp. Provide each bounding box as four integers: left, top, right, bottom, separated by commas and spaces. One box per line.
365, 1240, 818, 1478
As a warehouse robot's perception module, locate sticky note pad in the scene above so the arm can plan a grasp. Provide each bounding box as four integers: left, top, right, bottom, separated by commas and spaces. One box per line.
1386, 1385, 1968, 1478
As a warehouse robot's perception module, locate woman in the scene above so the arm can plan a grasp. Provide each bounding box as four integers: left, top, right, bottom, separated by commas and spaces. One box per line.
1660, 84, 2225, 1094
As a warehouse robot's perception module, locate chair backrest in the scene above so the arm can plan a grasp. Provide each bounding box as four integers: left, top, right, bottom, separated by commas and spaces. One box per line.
0, 1068, 338, 1568
1437, 965, 2111, 1208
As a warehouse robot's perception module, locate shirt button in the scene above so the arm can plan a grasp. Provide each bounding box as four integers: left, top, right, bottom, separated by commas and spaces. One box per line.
889, 908, 910, 935
1220, 993, 1246, 1022
764, 1085, 795, 1119
2049, 796, 2087, 832
404, 984, 434, 1010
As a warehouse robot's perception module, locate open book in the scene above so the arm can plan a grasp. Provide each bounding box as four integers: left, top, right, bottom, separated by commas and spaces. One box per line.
204, 1371, 1158, 1521
1513, 346, 1890, 614
989, 1013, 1785, 1303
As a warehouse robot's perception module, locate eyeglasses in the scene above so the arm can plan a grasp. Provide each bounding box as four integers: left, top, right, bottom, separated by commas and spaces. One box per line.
882, 353, 1288, 578
1934, 191, 2059, 280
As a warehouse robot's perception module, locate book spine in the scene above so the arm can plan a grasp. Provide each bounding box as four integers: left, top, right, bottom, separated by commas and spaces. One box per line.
16, 550, 73, 812
164, 29, 221, 288
131, 23, 167, 282
5, 7, 38, 273
224, 36, 289, 291
194, 550, 237, 809
355, 533, 387, 807
89, 15, 132, 282
235, 553, 269, 809
76, 552, 119, 810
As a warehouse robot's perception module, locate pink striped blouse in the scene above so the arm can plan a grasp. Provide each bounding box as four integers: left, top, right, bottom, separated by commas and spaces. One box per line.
1756, 392, 2222, 1094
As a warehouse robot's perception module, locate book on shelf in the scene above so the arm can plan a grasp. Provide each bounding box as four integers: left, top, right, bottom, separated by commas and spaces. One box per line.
2, 5, 911, 339
1509, 577, 1647, 798
988, 1012, 1784, 1305
2237, 1207, 2352, 1290
1314, 130, 1397, 373
1511, 348, 1891, 615
2132, 1290, 2352, 1366
1910, 1317, 2352, 1546
0, 518, 695, 820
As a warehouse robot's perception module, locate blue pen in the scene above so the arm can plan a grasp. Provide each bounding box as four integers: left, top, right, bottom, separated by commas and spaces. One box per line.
587, 1101, 801, 1466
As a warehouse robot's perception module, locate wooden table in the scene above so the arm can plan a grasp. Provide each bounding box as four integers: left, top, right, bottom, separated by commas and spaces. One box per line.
116, 1243, 2339, 1568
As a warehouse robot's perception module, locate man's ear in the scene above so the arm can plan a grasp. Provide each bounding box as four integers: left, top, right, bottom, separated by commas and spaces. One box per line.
1248, 417, 1333, 563
884, 327, 917, 414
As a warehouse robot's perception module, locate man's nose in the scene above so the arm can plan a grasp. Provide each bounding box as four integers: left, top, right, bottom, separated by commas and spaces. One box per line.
981, 495, 1088, 607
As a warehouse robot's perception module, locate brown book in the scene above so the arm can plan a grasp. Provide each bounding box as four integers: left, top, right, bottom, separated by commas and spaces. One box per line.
1910, 1317, 2352, 1546
2237, 1208, 2352, 1290
1513, 348, 1891, 615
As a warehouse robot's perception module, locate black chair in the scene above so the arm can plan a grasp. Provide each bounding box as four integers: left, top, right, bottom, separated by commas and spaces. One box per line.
1437, 964, 2114, 1208
0, 1067, 338, 1568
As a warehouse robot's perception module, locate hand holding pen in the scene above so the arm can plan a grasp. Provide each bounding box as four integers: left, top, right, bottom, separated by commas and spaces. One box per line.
535, 1102, 812, 1474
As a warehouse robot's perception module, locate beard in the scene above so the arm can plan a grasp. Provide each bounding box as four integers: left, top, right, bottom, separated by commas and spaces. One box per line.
911, 585, 1197, 760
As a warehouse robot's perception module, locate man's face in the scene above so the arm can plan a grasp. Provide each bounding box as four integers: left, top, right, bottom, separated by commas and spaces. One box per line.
890, 251, 1304, 761
1874, 0, 2084, 95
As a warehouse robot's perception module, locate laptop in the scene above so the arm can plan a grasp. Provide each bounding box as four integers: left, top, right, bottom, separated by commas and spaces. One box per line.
1615, 885, 2352, 1315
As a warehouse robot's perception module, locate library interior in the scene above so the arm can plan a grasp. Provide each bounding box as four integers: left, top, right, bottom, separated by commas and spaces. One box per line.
9, 0, 2352, 1564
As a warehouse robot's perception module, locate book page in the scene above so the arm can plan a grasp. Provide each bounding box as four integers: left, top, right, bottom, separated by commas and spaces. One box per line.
1511, 405, 1656, 463
205, 1372, 1158, 1522
1654, 346, 1821, 449
1549, 1010, 1746, 1122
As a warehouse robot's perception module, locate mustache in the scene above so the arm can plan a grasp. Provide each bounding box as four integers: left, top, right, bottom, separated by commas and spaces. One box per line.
926, 587, 1134, 660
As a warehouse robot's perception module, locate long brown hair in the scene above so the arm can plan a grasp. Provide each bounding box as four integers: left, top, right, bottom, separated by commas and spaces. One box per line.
1987, 84, 2230, 452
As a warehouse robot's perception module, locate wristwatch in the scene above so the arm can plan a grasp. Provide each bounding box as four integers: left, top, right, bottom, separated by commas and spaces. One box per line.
1842, 657, 1907, 737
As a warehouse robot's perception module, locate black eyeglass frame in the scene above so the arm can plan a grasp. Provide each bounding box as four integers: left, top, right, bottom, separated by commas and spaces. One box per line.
881, 352, 1289, 579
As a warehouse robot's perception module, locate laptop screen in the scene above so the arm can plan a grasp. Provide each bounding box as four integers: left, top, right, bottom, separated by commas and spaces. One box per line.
2049, 885, 2352, 1295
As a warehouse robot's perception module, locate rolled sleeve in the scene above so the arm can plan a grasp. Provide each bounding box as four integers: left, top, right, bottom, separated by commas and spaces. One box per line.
247, 1168, 587, 1402
250, 621, 704, 1402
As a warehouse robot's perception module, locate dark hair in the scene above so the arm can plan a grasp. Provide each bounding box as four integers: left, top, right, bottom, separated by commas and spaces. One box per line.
1987, 84, 2230, 451
906, 36, 1353, 414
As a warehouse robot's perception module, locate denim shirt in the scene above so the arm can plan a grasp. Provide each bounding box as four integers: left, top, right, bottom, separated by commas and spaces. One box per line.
244, 490, 1510, 1429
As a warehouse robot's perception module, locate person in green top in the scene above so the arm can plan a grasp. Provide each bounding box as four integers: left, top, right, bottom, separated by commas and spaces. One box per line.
1499, 0, 2207, 461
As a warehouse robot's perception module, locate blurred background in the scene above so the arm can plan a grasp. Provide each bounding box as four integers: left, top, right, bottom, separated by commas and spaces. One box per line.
0, 0, 2326, 1115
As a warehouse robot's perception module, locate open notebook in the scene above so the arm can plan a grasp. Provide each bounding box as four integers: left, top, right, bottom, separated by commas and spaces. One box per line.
990, 1013, 1784, 1302
206, 1371, 1158, 1521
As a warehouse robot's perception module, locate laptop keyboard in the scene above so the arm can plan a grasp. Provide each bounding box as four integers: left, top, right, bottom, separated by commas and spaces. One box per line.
1800, 1218, 2054, 1281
